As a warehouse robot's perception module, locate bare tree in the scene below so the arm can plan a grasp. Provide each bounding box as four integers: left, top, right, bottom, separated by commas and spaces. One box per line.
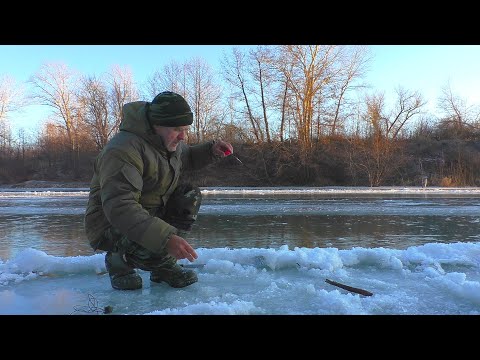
36, 121, 68, 173
221, 46, 262, 142
438, 81, 468, 127
271, 55, 294, 143
248, 46, 278, 143
437, 81, 480, 138
144, 61, 187, 101
0, 75, 26, 146
0, 118, 12, 151
107, 65, 138, 134
348, 93, 393, 186
278, 74, 290, 142
329, 46, 370, 136
348, 87, 425, 186
387, 86, 426, 139
278, 45, 340, 151
143, 70, 163, 100
185, 57, 223, 142
0, 75, 26, 120
78, 75, 110, 150
29, 62, 81, 173
222, 95, 251, 143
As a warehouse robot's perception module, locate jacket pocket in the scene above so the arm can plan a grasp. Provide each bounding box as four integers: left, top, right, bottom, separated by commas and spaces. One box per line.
120, 163, 143, 191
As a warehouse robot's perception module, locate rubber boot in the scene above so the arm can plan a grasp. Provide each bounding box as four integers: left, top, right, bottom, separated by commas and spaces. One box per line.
105, 251, 142, 290
149, 185, 201, 288
150, 256, 198, 288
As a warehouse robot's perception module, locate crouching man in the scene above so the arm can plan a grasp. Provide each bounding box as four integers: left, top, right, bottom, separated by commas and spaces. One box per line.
84, 91, 233, 290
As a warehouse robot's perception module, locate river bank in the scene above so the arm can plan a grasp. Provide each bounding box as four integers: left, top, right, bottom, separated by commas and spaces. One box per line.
1, 180, 90, 189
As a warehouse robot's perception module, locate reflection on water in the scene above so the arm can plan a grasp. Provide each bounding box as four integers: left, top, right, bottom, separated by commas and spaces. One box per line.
1, 192, 479, 259
0, 214, 92, 260
190, 214, 480, 250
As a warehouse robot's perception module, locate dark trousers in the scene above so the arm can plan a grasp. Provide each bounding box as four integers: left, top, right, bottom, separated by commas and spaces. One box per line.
104, 184, 202, 271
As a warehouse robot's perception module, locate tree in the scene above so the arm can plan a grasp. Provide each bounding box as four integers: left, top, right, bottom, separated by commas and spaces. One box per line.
348, 88, 426, 186
248, 46, 278, 143
185, 57, 223, 142
387, 86, 426, 139
107, 65, 138, 135
29, 62, 81, 174
0, 75, 26, 148
436, 81, 480, 139
277, 45, 340, 151
144, 61, 187, 100
221, 47, 262, 142
328, 46, 370, 137
78, 75, 110, 150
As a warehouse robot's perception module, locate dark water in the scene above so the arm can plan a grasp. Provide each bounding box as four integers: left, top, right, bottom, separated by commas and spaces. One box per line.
193, 193, 480, 250
1, 190, 480, 259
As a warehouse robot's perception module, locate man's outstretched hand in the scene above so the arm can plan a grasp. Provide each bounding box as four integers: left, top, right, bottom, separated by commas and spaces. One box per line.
166, 234, 198, 262
212, 139, 233, 158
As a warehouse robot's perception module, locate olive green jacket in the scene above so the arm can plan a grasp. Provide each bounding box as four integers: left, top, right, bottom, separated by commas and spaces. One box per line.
84, 101, 216, 254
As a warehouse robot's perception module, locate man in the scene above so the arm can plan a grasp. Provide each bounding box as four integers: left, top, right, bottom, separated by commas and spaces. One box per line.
84, 91, 233, 291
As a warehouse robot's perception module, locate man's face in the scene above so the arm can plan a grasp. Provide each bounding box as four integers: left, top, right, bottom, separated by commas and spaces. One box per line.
153, 125, 189, 152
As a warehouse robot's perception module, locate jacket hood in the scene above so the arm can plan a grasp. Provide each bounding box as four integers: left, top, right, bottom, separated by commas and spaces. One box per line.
119, 101, 167, 153
119, 101, 153, 135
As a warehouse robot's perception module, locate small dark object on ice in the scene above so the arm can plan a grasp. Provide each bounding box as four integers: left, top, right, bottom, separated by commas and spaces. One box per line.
325, 278, 373, 297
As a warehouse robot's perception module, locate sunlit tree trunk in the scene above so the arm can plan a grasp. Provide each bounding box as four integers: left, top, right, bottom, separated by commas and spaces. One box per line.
278, 45, 339, 154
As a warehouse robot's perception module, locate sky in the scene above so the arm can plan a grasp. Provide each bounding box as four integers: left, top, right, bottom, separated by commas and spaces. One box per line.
1, 45, 480, 136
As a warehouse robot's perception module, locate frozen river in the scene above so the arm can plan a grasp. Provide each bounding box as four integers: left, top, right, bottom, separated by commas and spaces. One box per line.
0, 186, 479, 315
1, 186, 479, 258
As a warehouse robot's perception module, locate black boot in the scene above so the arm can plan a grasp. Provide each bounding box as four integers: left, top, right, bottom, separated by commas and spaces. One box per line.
149, 255, 197, 288
105, 252, 142, 290
150, 264, 198, 288
150, 184, 201, 288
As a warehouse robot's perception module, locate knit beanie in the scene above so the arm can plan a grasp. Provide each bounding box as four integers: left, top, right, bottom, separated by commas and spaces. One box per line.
148, 91, 193, 127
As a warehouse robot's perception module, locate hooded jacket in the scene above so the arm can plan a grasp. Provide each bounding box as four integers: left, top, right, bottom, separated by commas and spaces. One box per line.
84, 101, 216, 254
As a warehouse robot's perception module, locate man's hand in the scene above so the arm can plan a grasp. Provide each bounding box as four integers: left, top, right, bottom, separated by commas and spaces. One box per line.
212, 139, 233, 158
166, 234, 198, 262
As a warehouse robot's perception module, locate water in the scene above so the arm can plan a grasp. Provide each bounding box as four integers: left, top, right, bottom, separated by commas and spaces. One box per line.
1, 187, 480, 259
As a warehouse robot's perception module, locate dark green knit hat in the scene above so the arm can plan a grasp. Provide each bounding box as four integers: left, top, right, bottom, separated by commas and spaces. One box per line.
148, 91, 193, 127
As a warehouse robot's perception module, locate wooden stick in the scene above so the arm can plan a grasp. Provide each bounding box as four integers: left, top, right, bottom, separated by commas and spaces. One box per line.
325, 278, 373, 297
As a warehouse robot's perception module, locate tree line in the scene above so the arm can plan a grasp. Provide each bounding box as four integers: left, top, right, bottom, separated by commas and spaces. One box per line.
1, 45, 479, 187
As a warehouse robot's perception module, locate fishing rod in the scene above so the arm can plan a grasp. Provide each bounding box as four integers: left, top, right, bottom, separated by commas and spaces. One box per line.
223, 149, 271, 184
223, 149, 243, 165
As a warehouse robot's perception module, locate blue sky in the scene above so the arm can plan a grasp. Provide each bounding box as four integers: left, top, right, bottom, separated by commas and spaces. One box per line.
1, 45, 479, 135
367, 45, 480, 112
